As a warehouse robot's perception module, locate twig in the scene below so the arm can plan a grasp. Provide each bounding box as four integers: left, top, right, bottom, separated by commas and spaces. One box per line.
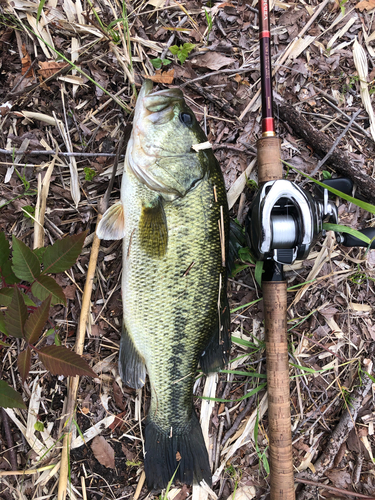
291, 330, 345, 362
321, 96, 372, 139
0, 148, 118, 158
1, 408, 17, 471
221, 394, 256, 446
294, 478, 375, 499
302, 109, 362, 182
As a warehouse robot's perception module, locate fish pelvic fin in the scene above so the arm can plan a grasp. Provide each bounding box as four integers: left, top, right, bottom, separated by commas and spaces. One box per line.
200, 294, 231, 374
119, 322, 146, 389
144, 412, 211, 489
96, 201, 126, 240
139, 198, 168, 258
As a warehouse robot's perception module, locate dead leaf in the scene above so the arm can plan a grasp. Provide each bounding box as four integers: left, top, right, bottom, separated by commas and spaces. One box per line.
319, 305, 338, 320
324, 469, 352, 489
190, 52, 235, 71
356, 0, 375, 11
38, 61, 68, 79
227, 486, 256, 500
147, 69, 175, 84
91, 436, 115, 469
21, 44, 34, 77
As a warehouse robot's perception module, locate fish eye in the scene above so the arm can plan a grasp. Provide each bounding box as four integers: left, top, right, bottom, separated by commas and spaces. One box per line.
179, 112, 193, 125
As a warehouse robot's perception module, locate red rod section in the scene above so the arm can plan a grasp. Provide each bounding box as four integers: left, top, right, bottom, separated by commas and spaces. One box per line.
259, 0, 275, 136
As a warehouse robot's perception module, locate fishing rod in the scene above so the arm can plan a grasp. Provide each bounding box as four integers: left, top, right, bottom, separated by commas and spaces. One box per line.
245, 1, 375, 499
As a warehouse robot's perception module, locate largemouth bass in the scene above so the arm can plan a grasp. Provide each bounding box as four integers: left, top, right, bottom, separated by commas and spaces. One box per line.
97, 80, 230, 489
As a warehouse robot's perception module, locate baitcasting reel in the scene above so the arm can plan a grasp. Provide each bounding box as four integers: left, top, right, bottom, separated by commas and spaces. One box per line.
246, 177, 375, 266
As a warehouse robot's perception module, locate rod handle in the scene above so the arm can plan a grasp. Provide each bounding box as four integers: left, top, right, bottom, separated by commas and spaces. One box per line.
257, 137, 282, 184
262, 281, 295, 500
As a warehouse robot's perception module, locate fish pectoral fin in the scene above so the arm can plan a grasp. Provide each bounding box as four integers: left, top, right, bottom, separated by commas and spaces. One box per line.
96, 201, 126, 240
200, 294, 231, 374
139, 198, 168, 258
119, 323, 147, 390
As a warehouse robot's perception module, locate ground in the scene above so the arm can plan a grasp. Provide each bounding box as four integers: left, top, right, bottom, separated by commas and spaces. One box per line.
0, 0, 375, 499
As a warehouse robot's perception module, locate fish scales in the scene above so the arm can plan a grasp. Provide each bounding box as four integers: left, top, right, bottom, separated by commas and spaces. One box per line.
97, 80, 230, 489
123, 165, 227, 431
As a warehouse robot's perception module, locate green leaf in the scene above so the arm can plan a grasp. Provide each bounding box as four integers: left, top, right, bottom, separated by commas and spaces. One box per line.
169, 45, 179, 55
220, 369, 267, 378
151, 58, 162, 69
0, 380, 26, 409
323, 223, 373, 245
33, 247, 47, 263
0, 288, 14, 306
322, 170, 332, 180
34, 421, 44, 432
36, 0, 47, 23
12, 236, 41, 282
0, 232, 10, 268
200, 382, 266, 403
22, 205, 35, 219
42, 232, 87, 274
4, 287, 27, 338
162, 59, 172, 65
182, 42, 196, 52
1, 260, 20, 285
24, 296, 51, 344
84, 167, 96, 181
0, 288, 33, 307
32, 275, 66, 306
0, 312, 7, 335
18, 347, 31, 383
238, 246, 255, 263
284, 162, 375, 214
38, 346, 96, 378
255, 260, 264, 287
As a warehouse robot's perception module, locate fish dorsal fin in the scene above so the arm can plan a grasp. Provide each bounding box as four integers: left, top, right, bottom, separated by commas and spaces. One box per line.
96, 201, 125, 240
139, 198, 168, 258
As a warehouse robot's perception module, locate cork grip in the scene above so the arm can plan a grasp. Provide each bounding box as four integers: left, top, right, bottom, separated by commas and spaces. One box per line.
257, 136, 282, 184
262, 282, 295, 500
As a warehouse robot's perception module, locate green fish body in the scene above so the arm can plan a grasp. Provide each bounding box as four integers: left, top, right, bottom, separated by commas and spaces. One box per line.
97, 81, 230, 488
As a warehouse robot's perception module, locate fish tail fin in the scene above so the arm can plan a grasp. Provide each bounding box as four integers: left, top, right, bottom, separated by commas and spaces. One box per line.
144, 412, 211, 489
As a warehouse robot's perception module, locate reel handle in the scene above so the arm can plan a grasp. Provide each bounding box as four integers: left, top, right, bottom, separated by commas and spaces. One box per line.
341, 228, 375, 248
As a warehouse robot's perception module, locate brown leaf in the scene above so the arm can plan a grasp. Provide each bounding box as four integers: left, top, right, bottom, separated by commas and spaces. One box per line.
38, 61, 68, 79
324, 469, 351, 489
147, 69, 175, 84
91, 436, 115, 469
319, 305, 338, 320
356, 0, 375, 11
190, 52, 235, 71
121, 443, 137, 462
21, 44, 34, 77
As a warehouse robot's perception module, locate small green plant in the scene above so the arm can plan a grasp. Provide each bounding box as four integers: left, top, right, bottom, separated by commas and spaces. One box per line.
0, 232, 96, 409
169, 43, 196, 65
254, 412, 270, 475
246, 179, 258, 191
151, 58, 172, 70
84, 167, 97, 181
339, 0, 348, 15
322, 170, 332, 180
205, 9, 213, 40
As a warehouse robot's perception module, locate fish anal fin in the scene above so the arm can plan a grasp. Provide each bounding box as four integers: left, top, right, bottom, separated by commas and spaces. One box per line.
139, 199, 168, 258
96, 201, 125, 240
200, 294, 231, 373
119, 323, 146, 390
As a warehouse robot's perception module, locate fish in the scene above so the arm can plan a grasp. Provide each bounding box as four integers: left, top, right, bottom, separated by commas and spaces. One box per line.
97, 80, 230, 489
